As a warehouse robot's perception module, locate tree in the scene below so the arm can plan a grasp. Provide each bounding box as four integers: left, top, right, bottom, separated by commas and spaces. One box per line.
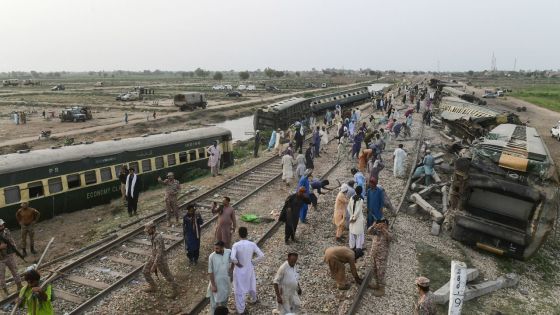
467, 70, 474, 76
195, 68, 208, 77
264, 67, 276, 78
274, 70, 284, 78
239, 71, 250, 80
30, 71, 39, 78
295, 71, 300, 77
213, 72, 224, 80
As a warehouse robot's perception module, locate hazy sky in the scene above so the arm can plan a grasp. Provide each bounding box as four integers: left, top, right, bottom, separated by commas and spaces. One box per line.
1, 0, 558, 72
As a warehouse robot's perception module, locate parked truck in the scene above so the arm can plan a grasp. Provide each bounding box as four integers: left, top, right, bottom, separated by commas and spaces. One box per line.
173, 92, 207, 111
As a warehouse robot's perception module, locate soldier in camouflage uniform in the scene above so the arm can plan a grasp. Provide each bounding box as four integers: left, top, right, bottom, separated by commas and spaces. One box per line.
367, 219, 391, 297
142, 221, 178, 297
158, 172, 181, 226
0, 219, 22, 296
414, 276, 437, 315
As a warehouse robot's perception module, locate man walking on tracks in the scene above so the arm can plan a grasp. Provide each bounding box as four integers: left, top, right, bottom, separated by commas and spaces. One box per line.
273, 252, 302, 315
207, 241, 232, 315
0, 219, 23, 296
207, 140, 222, 176
16, 202, 40, 256
158, 172, 181, 226
368, 219, 391, 297
142, 222, 178, 297
231, 227, 265, 314
253, 130, 262, 158
279, 187, 311, 244
183, 204, 203, 265
211, 197, 237, 248
125, 168, 141, 216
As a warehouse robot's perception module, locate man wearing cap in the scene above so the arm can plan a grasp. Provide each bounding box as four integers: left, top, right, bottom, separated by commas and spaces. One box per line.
207, 140, 221, 176
158, 172, 181, 226
323, 246, 363, 290
415, 276, 437, 315
0, 219, 22, 296
16, 202, 40, 256
279, 187, 310, 244
142, 221, 178, 296
273, 252, 302, 314
296, 169, 312, 223
367, 219, 391, 297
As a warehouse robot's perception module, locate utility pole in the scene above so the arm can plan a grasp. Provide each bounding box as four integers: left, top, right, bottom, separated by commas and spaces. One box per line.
437, 60, 440, 73
491, 52, 497, 72
513, 57, 517, 71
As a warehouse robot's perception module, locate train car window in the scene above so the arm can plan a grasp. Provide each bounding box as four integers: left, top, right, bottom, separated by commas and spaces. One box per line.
167, 154, 176, 166
141, 159, 152, 172
179, 152, 188, 163
189, 150, 197, 161
129, 162, 139, 173
155, 157, 164, 169
85, 170, 97, 185
67, 174, 81, 189
4, 186, 21, 204
28, 181, 45, 198
100, 167, 113, 182
48, 177, 63, 193
197, 148, 206, 159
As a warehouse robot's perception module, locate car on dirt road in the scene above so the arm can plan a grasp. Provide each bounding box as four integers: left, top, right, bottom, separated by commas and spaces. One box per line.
482, 92, 497, 98
551, 121, 560, 140
226, 91, 242, 97
51, 84, 65, 91
59, 108, 87, 122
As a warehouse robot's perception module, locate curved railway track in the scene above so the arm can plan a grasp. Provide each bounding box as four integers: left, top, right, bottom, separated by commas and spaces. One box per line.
1, 101, 375, 315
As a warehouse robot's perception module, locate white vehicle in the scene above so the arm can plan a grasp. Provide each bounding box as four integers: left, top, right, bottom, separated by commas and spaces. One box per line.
121, 91, 139, 101
321, 83, 327, 88
224, 84, 233, 90
246, 85, 256, 91
551, 121, 560, 140
238, 84, 247, 90
212, 85, 225, 90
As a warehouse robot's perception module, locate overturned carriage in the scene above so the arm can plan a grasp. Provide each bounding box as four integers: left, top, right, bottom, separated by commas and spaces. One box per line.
449, 124, 558, 259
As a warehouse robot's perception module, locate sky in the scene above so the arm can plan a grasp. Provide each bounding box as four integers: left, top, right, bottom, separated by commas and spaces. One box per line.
1, 0, 558, 72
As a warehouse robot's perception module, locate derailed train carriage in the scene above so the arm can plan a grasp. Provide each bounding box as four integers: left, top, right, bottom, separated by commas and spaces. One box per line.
0, 127, 233, 228
253, 86, 381, 131
449, 124, 558, 259
438, 96, 521, 142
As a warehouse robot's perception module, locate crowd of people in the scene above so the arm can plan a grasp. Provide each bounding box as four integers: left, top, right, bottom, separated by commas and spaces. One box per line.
0, 83, 440, 314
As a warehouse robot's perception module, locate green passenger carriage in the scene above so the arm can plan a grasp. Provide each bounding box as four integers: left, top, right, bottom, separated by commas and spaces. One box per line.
0, 127, 233, 228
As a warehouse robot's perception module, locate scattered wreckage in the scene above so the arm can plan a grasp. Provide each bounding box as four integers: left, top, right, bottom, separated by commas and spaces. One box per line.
448, 124, 558, 260
437, 97, 522, 142
408, 83, 557, 260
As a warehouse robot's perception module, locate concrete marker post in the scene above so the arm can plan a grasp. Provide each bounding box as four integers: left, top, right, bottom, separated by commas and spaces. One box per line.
448, 260, 467, 315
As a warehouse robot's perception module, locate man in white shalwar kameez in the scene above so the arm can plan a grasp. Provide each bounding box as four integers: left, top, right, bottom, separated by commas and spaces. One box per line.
231, 227, 265, 314
392, 143, 407, 178
207, 141, 221, 176
207, 241, 231, 315
281, 152, 295, 186
274, 253, 302, 315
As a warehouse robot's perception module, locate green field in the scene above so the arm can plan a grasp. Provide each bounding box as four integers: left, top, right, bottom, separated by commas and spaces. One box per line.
512, 85, 560, 112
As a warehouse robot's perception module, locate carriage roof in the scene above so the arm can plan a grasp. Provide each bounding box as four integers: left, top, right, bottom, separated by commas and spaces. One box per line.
0, 127, 230, 175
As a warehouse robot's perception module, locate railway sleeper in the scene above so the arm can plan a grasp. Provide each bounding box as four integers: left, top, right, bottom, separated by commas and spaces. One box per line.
52, 288, 85, 304
64, 274, 110, 290
105, 255, 144, 268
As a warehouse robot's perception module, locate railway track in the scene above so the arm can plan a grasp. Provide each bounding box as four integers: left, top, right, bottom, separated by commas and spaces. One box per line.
346, 117, 427, 315
1, 102, 374, 315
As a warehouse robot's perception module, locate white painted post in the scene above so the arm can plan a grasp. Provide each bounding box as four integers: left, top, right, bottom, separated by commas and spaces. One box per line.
448, 260, 467, 315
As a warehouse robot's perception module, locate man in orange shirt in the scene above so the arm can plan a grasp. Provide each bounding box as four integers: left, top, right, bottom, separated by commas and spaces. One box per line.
15, 202, 40, 256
